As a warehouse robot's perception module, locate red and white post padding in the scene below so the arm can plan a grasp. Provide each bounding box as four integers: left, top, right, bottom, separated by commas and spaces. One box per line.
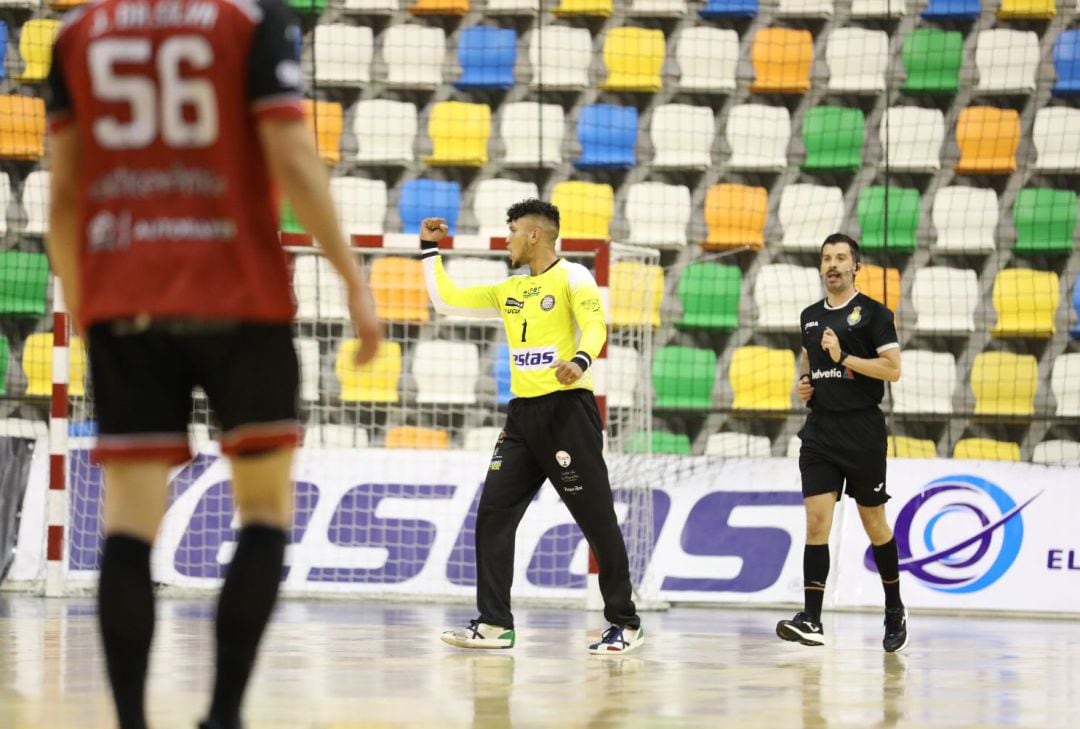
46, 280, 70, 597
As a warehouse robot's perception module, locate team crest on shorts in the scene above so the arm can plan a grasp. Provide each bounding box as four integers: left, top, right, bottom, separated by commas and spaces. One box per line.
541, 295, 556, 311
555, 450, 572, 467
847, 306, 862, 326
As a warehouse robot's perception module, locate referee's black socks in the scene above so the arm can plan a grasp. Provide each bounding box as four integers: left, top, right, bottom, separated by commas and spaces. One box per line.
872, 537, 904, 609
803, 544, 830, 622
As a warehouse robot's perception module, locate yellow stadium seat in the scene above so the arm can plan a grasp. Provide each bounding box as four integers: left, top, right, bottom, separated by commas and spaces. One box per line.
409, 0, 469, 14
998, 0, 1054, 18
424, 101, 490, 167
335, 340, 401, 403
16, 19, 61, 83
601, 27, 665, 92
953, 438, 1021, 462
0, 95, 46, 160
749, 27, 813, 94
370, 257, 430, 323
991, 269, 1058, 339
50, 0, 90, 8
554, 0, 613, 16
703, 183, 767, 250
855, 264, 901, 314
955, 107, 1019, 175
385, 425, 451, 449
970, 351, 1038, 417
22, 333, 86, 397
551, 181, 614, 240
730, 345, 795, 411
304, 100, 343, 166
888, 436, 937, 458
609, 261, 664, 328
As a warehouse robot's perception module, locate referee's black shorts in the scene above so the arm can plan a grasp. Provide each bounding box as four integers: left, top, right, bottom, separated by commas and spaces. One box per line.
798, 407, 889, 507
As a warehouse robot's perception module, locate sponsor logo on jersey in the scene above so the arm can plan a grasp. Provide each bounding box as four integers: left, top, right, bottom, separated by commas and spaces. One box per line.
581, 298, 601, 313
804, 320, 819, 330
522, 286, 541, 299
505, 297, 524, 310
511, 346, 557, 370
847, 306, 862, 326
810, 368, 844, 380
540, 295, 556, 311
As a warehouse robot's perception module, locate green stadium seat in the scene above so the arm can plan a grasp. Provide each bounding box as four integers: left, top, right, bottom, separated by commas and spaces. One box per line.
0, 251, 49, 317
627, 430, 692, 455
1013, 188, 1077, 255
286, 0, 326, 14
653, 345, 716, 410
856, 186, 920, 252
801, 106, 864, 172
281, 200, 304, 234
901, 29, 963, 94
0, 334, 8, 395
675, 262, 741, 330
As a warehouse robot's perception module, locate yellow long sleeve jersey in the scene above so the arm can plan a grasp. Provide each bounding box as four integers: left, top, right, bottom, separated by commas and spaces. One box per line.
421, 244, 607, 399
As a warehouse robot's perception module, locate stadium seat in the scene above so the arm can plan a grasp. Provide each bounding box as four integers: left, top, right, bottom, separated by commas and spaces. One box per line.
776, 0, 833, 15
675, 262, 741, 330
730, 346, 795, 412
749, 28, 813, 94
1032, 108, 1080, 173
455, 26, 517, 91
1072, 273, 1080, 339
554, 0, 612, 15
293, 255, 349, 321
342, 0, 397, 11
304, 425, 369, 449
1051, 353, 1080, 417
528, 26, 591, 90
384, 25, 445, 87
826, 27, 888, 94
1052, 30, 1080, 96
352, 99, 417, 165
0, 171, 8, 234
624, 182, 691, 248
23, 333, 86, 397
444, 258, 509, 291
21, 169, 49, 236
991, 268, 1058, 338
786, 434, 802, 458
931, 186, 998, 253
385, 426, 451, 450
627, 431, 691, 455
675, 27, 738, 93
998, 0, 1054, 18
0, 251, 48, 317
970, 351, 1038, 416
473, 179, 539, 239
955, 107, 1019, 175
286, 0, 326, 13
888, 436, 936, 459
412, 341, 480, 404
399, 179, 460, 235
856, 186, 920, 252
296, 338, 320, 403
594, 345, 640, 408
304, 100, 343, 166
609, 261, 664, 328
280, 199, 304, 235
754, 264, 820, 331
912, 267, 978, 334
851, 0, 905, 16
330, 177, 387, 236
370, 257, 430, 323
700, 0, 757, 17
493, 342, 512, 404
727, 104, 790, 171
650, 104, 714, 170
703, 183, 767, 250
1012, 188, 1076, 255
953, 438, 1020, 462
778, 184, 843, 251
705, 433, 772, 457
15, 19, 60, 83
409, 0, 468, 15
855, 264, 900, 314
463, 427, 504, 452
1032, 440, 1080, 466
0, 334, 7, 396
425, 101, 491, 167
550, 181, 613, 240
629, 0, 688, 14
880, 107, 944, 173
922, 0, 980, 20
500, 102, 564, 167
901, 29, 963, 94
313, 24, 373, 87
336, 339, 402, 402
574, 104, 638, 170
0, 95, 45, 160
0, 24, 6, 81
653, 345, 716, 410
891, 350, 956, 414
801, 106, 864, 172
974, 29, 1038, 94
601, 27, 664, 92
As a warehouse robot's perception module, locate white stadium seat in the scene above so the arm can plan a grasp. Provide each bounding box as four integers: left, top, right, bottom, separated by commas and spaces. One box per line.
412, 340, 480, 405
912, 267, 978, 334
826, 27, 888, 93
891, 350, 956, 414
383, 25, 445, 88
651, 104, 715, 170
675, 27, 737, 93
727, 104, 790, 171
313, 24, 373, 87
624, 182, 691, 249
753, 264, 820, 331
330, 177, 387, 236
974, 29, 1039, 94
779, 184, 844, 251
501, 102, 564, 167
932, 186, 998, 252
352, 99, 417, 165
881, 106, 944, 172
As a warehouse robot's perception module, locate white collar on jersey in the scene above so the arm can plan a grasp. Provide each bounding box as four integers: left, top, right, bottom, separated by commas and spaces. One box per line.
823, 289, 861, 311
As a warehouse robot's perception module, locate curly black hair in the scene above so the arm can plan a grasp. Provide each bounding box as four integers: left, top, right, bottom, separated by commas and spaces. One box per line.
506, 198, 560, 234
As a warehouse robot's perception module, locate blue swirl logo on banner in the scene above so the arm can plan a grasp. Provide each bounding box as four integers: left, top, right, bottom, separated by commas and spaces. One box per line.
865, 475, 1040, 594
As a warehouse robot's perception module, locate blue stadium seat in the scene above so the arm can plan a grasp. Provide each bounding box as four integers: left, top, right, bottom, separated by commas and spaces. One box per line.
0, 23, 7, 81
399, 179, 460, 234
1053, 30, 1080, 97
493, 343, 512, 404
922, 0, 979, 20
1071, 274, 1080, 339
700, 0, 757, 17
455, 26, 517, 91
574, 104, 637, 171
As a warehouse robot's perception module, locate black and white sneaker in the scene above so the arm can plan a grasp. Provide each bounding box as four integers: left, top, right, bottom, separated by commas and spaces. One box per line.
776, 612, 826, 647
883, 606, 908, 653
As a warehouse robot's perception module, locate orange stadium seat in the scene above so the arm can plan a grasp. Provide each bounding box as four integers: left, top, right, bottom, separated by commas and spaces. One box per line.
749, 27, 813, 94
855, 264, 901, 314
409, 0, 469, 14
955, 107, 1019, 175
385, 426, 451, 449
370, 257, 430, 323
703, 184, 767, 250
0, 95, 45, 160
304, 100, 343, 166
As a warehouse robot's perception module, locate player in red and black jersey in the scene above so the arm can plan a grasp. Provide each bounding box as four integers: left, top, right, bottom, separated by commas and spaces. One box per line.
45, 1, 380, 726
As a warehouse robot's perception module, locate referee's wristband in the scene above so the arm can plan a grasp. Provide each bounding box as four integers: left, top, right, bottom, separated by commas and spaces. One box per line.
838, 351, 849, 365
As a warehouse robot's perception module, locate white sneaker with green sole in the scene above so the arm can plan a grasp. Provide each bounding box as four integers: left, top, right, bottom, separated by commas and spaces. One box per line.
441, 619, 516, 649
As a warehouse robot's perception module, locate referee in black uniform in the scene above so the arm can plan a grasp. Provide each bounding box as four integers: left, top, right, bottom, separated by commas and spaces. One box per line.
776, 233, 908, 653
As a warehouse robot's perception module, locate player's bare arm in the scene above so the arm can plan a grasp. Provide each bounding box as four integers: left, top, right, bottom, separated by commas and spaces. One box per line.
796, 347, 814, 402
822, 327, 901, 382
44, 126, 83, 332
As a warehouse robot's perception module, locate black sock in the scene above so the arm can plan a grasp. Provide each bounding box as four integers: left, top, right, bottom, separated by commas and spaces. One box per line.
206, 525, 287, 729
803, 544, 830, 622
872, 537, 903, 609
98, 534, 155, 729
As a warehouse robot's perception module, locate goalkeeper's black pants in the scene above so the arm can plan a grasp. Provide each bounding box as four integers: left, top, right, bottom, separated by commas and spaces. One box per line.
474, 388, 639, 630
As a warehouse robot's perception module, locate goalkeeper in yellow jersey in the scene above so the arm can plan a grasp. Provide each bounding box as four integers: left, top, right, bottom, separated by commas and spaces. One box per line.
422, 200, 643, 655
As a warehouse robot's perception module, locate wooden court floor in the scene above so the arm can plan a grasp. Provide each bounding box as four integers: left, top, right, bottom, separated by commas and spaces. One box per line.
1, 595, 1076, 728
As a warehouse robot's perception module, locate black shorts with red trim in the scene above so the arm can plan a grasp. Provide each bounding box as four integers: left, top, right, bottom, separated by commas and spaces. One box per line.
87, 320, 300, 464
797, 407, 889, 507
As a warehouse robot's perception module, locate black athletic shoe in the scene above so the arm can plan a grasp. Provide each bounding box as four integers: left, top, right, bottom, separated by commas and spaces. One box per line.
883, 606, 908, 653
776, 611, 826, 647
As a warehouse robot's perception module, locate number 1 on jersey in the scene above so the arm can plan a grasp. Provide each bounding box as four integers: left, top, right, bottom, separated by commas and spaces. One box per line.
520, 319, 527, 343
